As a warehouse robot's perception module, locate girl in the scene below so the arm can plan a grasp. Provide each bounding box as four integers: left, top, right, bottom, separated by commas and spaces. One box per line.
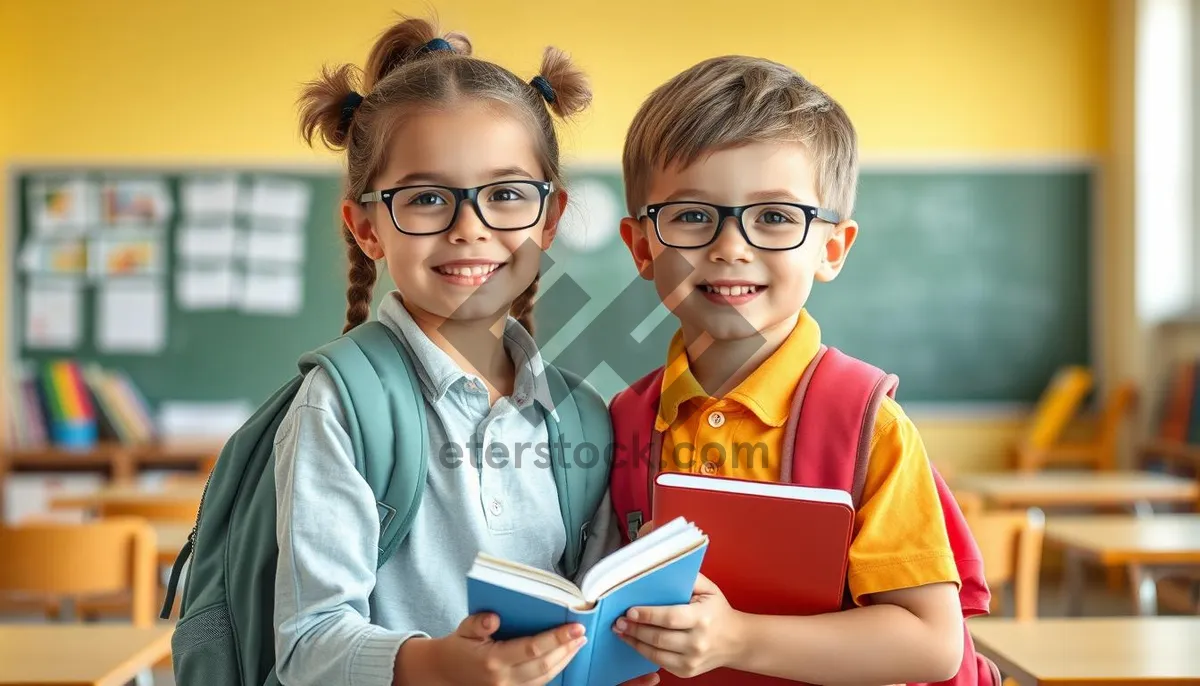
276, 16, 640, 686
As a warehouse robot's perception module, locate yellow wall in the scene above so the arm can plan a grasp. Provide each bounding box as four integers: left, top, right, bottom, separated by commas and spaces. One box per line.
1, 0, 1117, 471
2, 0, 1108, 160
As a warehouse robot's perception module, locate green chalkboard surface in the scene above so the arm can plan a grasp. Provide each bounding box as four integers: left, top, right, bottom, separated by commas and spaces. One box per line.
10, 163, 1092, 413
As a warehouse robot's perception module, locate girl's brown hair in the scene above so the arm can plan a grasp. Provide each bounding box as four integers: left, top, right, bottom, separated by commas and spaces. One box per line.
297, 16, 591, 334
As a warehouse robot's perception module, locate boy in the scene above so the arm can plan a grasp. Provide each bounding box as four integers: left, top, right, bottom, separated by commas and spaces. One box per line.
606, 56, 972, 685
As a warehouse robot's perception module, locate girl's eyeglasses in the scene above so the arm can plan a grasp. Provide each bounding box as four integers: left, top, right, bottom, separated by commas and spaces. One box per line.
360, 180, 555, 236
638, 200, 841, 251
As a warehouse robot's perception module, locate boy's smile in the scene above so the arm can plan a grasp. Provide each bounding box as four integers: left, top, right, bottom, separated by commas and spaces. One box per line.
621, 141, 857, 351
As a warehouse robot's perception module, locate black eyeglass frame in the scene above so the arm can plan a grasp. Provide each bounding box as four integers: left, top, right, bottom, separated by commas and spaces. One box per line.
359, 180, 555, 236
637, 200, 842, 251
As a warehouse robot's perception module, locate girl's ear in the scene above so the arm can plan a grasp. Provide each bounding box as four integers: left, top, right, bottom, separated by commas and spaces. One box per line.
539, 189, 569, 250
342, 200, 386, 260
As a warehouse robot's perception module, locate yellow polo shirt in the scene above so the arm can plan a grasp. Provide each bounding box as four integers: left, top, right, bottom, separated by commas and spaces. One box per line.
655, 310, 960, 604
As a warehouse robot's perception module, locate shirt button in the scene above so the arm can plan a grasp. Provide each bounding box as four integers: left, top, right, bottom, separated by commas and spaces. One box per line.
707, 411, 725, 428
488, 498, 503, 516
701, 461, 718, 475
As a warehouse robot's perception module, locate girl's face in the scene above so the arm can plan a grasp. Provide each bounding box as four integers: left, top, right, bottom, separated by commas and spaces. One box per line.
344, 98, 564, 327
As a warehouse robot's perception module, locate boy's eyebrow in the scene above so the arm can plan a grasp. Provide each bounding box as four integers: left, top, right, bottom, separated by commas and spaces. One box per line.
663, 188, 713, 202
661, 188, 807, 203
391, 167, 537, 187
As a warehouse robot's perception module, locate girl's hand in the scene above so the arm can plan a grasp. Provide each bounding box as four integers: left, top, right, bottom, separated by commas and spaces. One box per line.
431, 611, 587, 686
613, 573, 745, 679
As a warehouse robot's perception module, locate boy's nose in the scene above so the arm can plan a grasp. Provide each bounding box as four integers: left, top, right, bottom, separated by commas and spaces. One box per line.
708, 217, 753, 263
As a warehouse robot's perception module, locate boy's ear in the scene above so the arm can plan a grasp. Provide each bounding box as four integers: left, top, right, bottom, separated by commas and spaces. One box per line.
815, 219, 858, 282
620, 216, 655, 279
539, 189, 569, 250
342, 200, 385, 260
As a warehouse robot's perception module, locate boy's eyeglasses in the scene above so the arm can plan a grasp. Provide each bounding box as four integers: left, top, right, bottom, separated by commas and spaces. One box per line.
638, 201, 841, 251
360, 180, 554, 236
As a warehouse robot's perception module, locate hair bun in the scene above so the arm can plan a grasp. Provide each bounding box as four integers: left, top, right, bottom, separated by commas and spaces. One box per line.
535, 46, 591, 118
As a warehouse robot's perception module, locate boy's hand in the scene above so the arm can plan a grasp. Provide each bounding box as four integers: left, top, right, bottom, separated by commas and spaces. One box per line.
430, 611, 587, 685
613, 573, 744, 678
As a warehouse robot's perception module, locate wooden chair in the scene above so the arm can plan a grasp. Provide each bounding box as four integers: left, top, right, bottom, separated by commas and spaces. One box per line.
962, 503, 1046, 621
0, 518, 157, 627
1015, 378, 1138, 473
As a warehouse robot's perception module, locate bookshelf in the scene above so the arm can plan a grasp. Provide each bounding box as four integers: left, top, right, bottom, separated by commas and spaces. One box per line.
0, 439, 222, 517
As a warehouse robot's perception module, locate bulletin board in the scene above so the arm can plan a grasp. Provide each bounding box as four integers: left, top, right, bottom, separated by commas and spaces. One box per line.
6, 161, 1096, 417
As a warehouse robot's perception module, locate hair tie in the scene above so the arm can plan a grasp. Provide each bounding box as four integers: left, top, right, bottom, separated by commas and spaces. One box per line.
337, 91, 364, 138
530, 75, 556, 104
419, 37, 453, 54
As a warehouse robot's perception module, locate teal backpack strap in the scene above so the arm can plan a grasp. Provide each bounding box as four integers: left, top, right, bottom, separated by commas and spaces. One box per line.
542, 365, 613, 578
300, 321, 429, 568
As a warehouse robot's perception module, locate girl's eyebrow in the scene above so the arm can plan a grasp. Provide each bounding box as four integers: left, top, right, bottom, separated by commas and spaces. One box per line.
391, 167, 537, 187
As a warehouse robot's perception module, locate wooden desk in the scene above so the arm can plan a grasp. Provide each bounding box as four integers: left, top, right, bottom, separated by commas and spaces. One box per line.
0, 440, 221, 517
970, 617, 1200, 685
1045, 514, 1200, 616
953, 470, 1198, 510
49, 484, 204, 511
0, 624, 173, 686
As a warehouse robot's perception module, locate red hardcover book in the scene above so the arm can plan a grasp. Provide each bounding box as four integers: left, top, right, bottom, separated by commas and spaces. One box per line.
649, 472, 857, 685
652, 472, 854, 617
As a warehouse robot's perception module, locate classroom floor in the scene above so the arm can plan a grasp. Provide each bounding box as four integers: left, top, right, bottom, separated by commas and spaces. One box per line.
0, 574, 1175, 686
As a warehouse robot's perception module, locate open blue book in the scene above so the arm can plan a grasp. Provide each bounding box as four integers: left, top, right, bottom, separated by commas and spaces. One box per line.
467, 517, 708, 686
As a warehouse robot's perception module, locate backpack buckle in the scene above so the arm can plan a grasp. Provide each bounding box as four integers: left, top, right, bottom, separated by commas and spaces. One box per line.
626, 511, 643, 541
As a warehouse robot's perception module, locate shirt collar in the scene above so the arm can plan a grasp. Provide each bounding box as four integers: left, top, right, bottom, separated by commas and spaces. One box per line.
377, 293, 558, 420
655, 310, 822, 430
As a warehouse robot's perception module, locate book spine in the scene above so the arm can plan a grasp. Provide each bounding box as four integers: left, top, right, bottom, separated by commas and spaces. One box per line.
563, 608, 601, 686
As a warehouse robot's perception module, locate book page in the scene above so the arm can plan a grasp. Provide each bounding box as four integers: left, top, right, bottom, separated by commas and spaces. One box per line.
579, 517, 705, 602
468, 554, 586, 609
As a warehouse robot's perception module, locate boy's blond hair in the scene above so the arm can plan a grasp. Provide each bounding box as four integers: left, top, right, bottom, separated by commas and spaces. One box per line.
622, 56, 858, 221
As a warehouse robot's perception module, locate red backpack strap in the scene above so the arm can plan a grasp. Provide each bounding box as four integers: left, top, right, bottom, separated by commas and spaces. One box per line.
784, 345, 897, 506
785, 347, 1000, 686
609, 367, 665, 543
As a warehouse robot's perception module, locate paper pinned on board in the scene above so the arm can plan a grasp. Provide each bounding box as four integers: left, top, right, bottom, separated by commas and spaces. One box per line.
23, 277, 82, 350
239, 269, 303, 315
97, 278, 166, 353
177, 224, 239, 262
242, 177, 311, 223
182, 175, 241, 222
177, 266, 240, 310
245, 225, 305, 265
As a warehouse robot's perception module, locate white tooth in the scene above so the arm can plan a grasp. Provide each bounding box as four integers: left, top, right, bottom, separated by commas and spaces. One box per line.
734, 286, 746, 296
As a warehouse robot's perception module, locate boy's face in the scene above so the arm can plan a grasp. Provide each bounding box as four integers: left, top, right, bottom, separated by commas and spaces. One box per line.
620, 141, 857, 345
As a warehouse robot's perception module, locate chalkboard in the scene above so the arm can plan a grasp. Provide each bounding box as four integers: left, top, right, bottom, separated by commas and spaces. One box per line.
8, 163, 1092, 414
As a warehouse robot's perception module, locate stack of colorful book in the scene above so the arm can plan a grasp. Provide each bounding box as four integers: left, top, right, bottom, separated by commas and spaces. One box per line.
4, 360, 155, 451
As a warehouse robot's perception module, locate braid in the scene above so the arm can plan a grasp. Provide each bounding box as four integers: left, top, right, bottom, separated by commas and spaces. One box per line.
342, 226, 377, 333
511, 272, 540, 336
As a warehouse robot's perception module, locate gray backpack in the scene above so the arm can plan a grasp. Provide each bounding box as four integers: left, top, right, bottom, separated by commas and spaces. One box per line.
161, 321, 612, 685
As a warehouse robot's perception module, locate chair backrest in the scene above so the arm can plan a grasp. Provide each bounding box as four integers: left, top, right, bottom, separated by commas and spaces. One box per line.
962, 504, 1045, 621
1021, 366, 1093, 452
0, 518, 157, 626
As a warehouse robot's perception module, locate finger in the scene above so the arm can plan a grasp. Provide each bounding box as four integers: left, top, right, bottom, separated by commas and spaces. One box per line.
692, 572, 719, 594
455, 611, 500, 639
619, 632, 685, 673
626, 604, 695, 630
613, 617, 690, 653
620, 675, 661, 686
495, 622, 585, 665
512, 634, 586, 685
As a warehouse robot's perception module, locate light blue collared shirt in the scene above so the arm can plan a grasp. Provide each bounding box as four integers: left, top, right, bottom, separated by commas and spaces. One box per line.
273, 292, 618, 686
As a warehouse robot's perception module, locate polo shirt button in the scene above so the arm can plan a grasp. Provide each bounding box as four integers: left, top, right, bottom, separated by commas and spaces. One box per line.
707, 411, 725, 428
701, 461, 718, 475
